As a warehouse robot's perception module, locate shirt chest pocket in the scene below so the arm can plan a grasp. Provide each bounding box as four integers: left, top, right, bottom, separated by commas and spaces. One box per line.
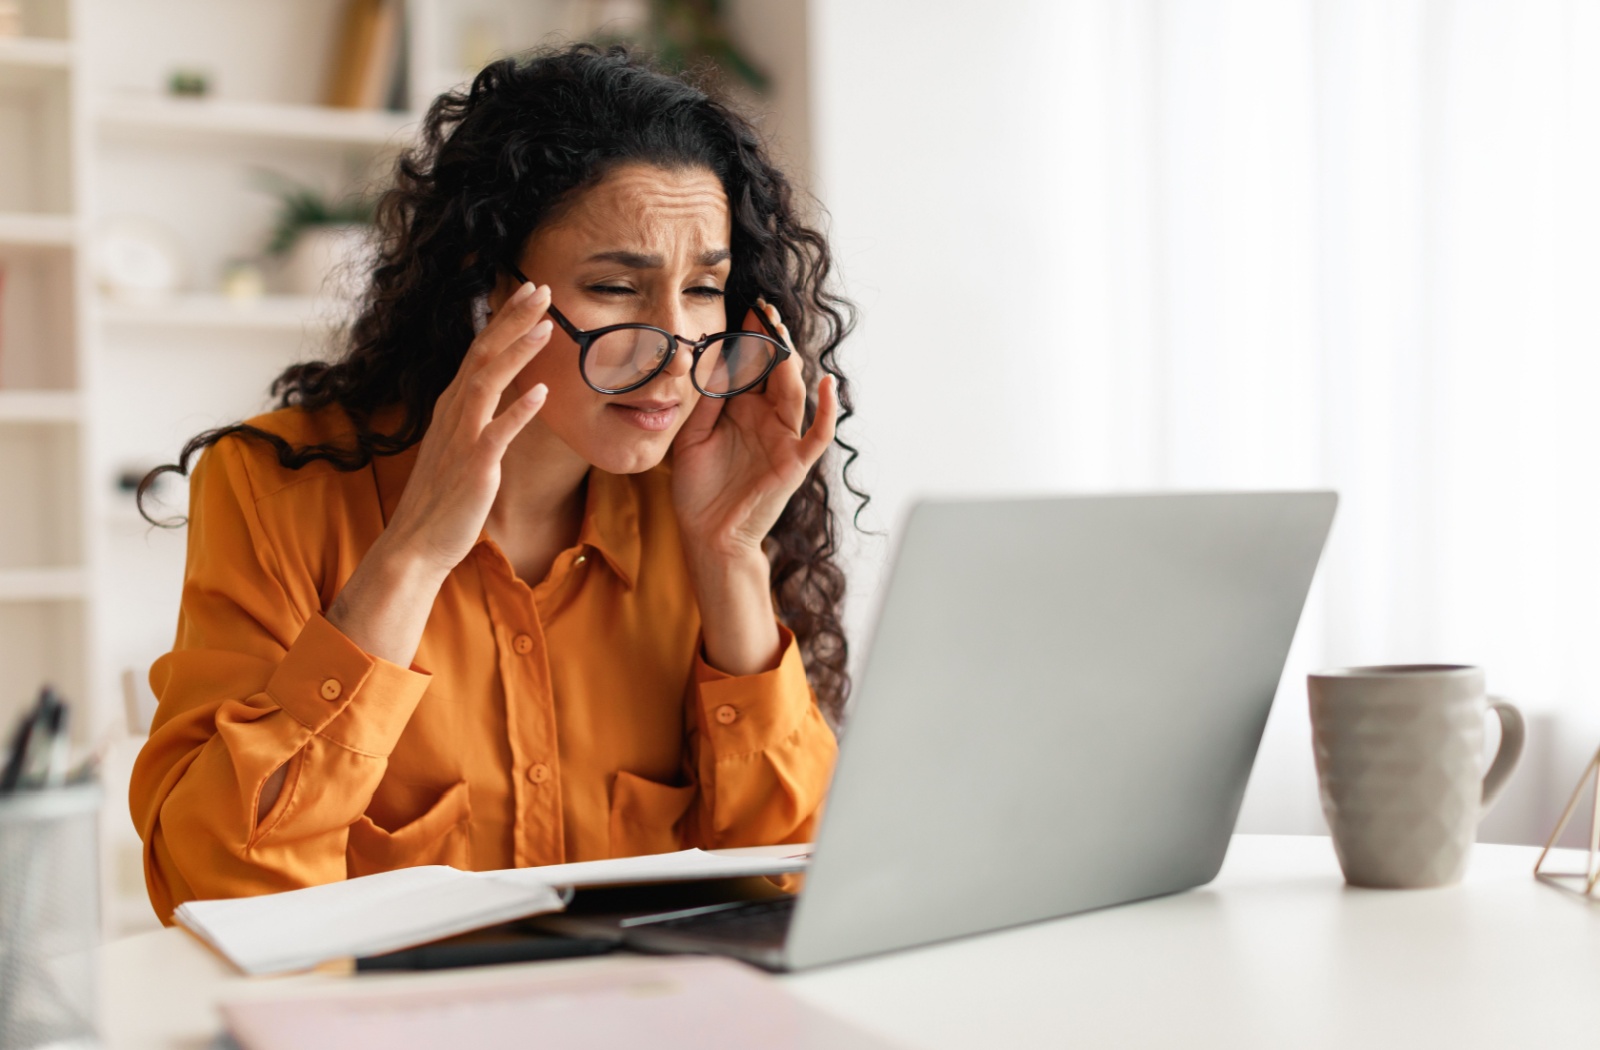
608, 770, 697, 859
347, 779, 472, 877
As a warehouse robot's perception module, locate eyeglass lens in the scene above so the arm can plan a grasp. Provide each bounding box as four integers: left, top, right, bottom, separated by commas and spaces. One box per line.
585, 328, 780, 395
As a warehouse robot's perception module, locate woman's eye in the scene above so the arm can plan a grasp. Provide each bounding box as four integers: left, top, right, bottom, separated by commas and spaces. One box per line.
588, 284, 635, 296
686, 286, 726, 300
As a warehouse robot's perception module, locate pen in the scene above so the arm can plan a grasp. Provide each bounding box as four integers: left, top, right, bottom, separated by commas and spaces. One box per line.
41, 695, 70, 788
1, 687, 71, 793
0, 690, 45, 793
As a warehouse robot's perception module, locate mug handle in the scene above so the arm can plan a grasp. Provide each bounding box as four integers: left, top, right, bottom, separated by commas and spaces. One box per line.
1480, 696, 1526, 813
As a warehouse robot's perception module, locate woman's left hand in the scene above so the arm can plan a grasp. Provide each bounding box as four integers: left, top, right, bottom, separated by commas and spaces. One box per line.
671, 301, 838, 564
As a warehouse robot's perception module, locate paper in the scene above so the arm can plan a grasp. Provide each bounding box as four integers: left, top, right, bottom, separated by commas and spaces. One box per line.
487, 846, 811, 891
222, 955, 903, 1050
175, 846, 811, 976
175, 866, 565, 976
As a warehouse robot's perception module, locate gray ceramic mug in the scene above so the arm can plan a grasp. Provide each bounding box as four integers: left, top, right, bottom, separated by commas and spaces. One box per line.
1308, 665, 1525, 888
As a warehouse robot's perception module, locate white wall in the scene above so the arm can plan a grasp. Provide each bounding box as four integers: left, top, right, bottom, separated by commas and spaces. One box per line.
808, 0, 1600, 845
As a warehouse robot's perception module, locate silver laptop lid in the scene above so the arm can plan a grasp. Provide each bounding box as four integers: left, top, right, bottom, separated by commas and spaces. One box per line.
785, 492, 1336, 970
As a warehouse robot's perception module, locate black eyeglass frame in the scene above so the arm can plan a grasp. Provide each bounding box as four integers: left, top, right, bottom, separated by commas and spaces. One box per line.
503, 263, 791, 398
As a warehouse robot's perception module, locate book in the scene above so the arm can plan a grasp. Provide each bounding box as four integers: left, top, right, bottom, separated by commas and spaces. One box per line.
357, 0, 402, 110
324, 0, 402, 110
175, 846, 810, 976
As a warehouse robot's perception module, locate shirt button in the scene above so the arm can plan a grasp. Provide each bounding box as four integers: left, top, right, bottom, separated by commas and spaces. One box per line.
527, 763, 551, 785
715, 704, 738, 725
513, 634, 534, 655
319, 679, 343, 701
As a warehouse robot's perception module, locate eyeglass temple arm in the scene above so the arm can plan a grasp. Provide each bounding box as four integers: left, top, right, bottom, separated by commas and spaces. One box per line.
502, 262, 586, 343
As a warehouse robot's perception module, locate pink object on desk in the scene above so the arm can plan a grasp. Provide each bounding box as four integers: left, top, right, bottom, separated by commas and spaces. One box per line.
221, 955, 900, 1050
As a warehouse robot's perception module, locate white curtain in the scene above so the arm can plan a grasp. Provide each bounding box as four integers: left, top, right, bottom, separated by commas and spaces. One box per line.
812, 0, 1600, 844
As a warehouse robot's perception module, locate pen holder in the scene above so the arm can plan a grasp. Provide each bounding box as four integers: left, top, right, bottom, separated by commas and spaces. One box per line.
0, 783, 101, 1050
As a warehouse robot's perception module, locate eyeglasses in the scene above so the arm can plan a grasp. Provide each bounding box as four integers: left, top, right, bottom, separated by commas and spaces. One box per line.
504, 263, 791, 398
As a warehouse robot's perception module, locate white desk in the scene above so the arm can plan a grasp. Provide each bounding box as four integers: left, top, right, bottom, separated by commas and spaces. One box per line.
100, 835, 1600, 1049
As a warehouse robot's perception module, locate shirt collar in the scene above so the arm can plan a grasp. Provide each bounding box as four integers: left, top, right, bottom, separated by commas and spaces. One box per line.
371, 433, 641, 591
576, 468, 641, 590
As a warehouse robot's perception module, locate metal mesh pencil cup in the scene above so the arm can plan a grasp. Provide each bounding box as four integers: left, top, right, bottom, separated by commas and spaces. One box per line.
0, 783, 101, 1050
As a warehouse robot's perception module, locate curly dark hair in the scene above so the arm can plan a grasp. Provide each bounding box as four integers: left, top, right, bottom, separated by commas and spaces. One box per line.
141, 43, 865, 721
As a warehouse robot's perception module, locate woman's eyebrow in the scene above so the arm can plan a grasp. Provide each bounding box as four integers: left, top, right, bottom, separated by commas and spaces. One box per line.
583, 248, 731, 268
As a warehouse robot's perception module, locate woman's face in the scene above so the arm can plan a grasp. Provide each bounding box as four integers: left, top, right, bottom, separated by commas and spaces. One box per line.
497, 162, 733, 475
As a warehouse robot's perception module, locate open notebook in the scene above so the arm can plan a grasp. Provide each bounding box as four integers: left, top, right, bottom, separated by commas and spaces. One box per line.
176, 847, 810, 976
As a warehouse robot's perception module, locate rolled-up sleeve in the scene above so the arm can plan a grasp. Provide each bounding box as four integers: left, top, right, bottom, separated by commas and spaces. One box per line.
129, 439, 429, 923
684, 626, 837, 848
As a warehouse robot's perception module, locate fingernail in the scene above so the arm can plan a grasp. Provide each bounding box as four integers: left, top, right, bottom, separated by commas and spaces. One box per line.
512, 282, 537, 301
532, 383, 549, 397
532, 319, 552, 337
535, 285, 552, 301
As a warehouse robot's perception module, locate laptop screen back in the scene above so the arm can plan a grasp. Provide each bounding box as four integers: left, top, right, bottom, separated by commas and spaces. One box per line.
785, 492, 1337, 970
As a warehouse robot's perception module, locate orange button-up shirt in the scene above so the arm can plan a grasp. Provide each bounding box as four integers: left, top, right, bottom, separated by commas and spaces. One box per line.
130, 405, 837, 922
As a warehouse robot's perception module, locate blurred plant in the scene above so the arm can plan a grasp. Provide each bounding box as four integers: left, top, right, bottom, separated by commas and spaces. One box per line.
167, 68, 210, 98
596, 0, 769, 93
253, 171, 377, 256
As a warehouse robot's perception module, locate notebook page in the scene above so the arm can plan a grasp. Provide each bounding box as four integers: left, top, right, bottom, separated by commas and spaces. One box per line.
482, 845, 812, 890
175, 866, 564, 976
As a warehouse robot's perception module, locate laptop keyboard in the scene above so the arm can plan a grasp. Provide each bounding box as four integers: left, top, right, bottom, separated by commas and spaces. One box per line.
635, 896, 797, 948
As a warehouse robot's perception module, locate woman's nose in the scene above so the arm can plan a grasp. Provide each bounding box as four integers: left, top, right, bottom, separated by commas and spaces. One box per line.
646, 300, 695, 377
661, 335, 693, 377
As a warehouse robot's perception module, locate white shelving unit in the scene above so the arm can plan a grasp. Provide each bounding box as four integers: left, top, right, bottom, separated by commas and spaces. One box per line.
0, 0, 91, 738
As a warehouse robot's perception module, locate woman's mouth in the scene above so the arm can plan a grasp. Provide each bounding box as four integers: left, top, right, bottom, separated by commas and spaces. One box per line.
607, 400, 679, 432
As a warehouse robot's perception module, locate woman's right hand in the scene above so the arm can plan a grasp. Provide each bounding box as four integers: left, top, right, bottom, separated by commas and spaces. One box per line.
326, 281, 554, 667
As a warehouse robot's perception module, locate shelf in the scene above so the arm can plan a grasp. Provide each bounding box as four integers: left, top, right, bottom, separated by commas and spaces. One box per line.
0, 37, 73, 84
0, 211, 75, 248
100, 293, 354, 332
0, 566, 87, 602
96, 95, 419, 148
0, 390, 80, 423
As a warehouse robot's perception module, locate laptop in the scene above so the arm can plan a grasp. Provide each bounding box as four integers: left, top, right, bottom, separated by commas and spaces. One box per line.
540, 492, 1337, 971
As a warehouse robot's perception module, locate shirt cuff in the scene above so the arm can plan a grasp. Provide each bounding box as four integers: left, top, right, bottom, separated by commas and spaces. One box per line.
264, 613, 432, 756
693, 625, 815, 758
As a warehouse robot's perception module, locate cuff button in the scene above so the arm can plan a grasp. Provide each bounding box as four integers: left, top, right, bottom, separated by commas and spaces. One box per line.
714, 704, 738, 725
319, 678, 343, 701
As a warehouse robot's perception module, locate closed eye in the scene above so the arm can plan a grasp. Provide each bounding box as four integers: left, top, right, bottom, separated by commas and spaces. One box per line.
588, 284, 636, 297
686, 287, 725, 300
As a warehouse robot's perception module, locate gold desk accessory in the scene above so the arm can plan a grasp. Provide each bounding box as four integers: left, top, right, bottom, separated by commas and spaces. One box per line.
1534, 744, 1600, 899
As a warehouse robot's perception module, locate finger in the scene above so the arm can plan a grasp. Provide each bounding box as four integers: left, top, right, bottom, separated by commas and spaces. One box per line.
674, 389, 725, 450
480, 382, 548, 453
440, 286, 547, 421
458, 318, 553, 426
758, 299, 796, 352
475, 317, 553, 393
762, 348, 808, 434
467, 283, 552, 367
797, 373, 838, 466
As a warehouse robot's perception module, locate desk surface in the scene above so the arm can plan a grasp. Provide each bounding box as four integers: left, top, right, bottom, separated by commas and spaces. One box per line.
101, 834, 1600, 1049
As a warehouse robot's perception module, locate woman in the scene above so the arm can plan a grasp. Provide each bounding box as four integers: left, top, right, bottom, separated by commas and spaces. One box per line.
129, 44, 862, 921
